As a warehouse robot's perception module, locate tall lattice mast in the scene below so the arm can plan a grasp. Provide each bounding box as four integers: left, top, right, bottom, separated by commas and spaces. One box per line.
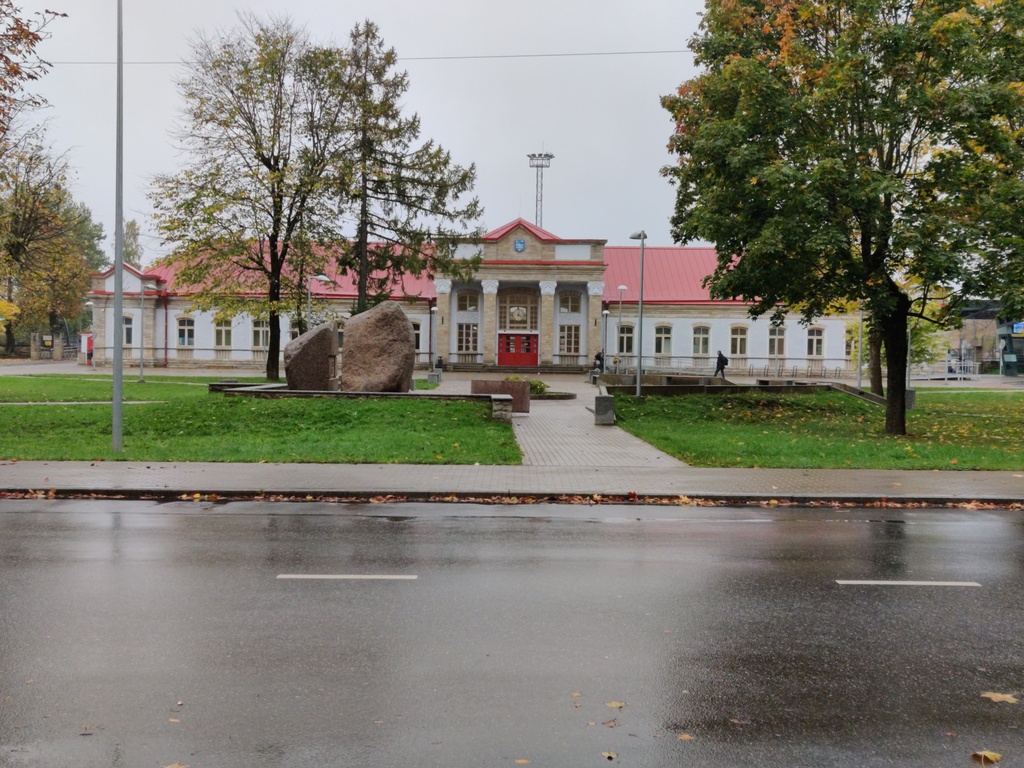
527, 152, 554, 228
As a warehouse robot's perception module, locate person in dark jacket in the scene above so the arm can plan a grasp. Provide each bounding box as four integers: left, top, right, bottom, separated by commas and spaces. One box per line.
714, 350, 728, 378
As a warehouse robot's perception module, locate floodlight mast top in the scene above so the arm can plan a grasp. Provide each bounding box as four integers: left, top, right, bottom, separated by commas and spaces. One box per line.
527, 152, 554, 228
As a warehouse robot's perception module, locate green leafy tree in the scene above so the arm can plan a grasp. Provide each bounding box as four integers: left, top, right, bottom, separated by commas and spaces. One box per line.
663, 0, 1024, 434
338, 21, 482, 315
0, 129, 77, 352
122, 218, 141, 268
152, 13, 353, 380
66, 200, 106, 271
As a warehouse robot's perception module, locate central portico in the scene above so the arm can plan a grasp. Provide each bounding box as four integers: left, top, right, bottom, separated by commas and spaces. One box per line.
434, 219, 606, 368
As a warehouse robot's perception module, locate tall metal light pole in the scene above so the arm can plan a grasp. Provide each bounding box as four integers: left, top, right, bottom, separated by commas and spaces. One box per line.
112, 0, 125, 451
630, 231, 647, 398
527, 152, 554, 228
616, 284, 626, 371
137, 280, 150, 383
306, 274, 329, 331
430, 305, 439, 368
601, 309, 609, 360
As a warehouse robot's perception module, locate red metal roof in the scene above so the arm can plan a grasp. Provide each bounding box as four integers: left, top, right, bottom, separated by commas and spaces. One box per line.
482, 218, 561, 242
602, 246, 739, 304
92, 222, 730, 305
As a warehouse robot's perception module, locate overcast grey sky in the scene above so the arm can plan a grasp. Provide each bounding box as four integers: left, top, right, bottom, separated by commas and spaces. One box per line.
23, 0, 705, 263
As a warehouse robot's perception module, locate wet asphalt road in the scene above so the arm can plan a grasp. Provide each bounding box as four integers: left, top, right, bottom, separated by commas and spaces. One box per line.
0, 501, 1022, 768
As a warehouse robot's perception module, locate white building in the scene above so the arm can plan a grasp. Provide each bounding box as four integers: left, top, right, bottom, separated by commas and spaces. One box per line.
87, 219, 852, 376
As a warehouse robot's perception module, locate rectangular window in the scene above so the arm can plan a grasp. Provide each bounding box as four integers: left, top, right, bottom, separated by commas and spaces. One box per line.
252, 320, 270, 349
412, 322, 421, 350
692, 326, 709, 356
807, 328, 824, 357
177, 318, 195, 347
769, 327, 786, 357
457, 323, 478, 353
655, 326, 672, 355
618, 325, 634, 355
122, 316, 133, 346
559, 293, 581, 313
730, 327, 747, 356
457, 293, 478, 312
558, 324, 580, 355
214, 320, 232, 348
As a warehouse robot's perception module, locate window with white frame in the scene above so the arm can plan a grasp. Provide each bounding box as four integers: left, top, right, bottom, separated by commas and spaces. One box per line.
618, 325, 634, 354
692, 326, 710, 356
655, 325, 672, 355
214, 320, 232, 348
559, 292, 581, 313
177, 317, 195, 347
457, 292, 478, 312
558, 324, 580, 355
457, 323, 478, 352
769, 326, 786, 357
252, 320, 270, 349
730, 326, 748, 356
807, 327, 824, 357
411, 321, 421, 350
122, 316, 133, 346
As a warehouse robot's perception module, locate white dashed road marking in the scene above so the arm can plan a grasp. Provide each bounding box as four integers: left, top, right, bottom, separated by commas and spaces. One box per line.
836, 580, 981, 587
277, 574, 418, 580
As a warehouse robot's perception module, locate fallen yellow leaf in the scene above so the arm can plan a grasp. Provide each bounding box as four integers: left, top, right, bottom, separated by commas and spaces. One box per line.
605, 701, 626, 709
972, 751, 1002, 765
981, 692, 1018, 704
601, 752, 617, 760
168, 718, 180, 723
163, 763, 190, 768
678, 733, 694, 741
570, 691, 582, 698
514, 761, 531, 765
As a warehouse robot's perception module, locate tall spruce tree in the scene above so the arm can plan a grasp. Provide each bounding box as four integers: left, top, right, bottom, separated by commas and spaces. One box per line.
337, 21, 482, 315
663, 0, 1024, 435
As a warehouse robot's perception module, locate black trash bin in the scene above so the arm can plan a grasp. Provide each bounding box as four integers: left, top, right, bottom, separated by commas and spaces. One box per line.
435, 356, 445, 371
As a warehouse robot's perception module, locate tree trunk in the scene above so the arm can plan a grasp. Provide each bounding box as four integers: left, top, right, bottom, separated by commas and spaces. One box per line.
868, 327, 884, 396
3, 320, 14, 356
266, 272, 281, 382
880, 294, 911, 436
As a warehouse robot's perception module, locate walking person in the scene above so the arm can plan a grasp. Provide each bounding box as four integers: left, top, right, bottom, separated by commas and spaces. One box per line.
714, 350, 728, 378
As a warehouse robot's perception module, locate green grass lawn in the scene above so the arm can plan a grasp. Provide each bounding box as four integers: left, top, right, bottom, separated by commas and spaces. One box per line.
614, 389, 1024, 470
0, 375, 520, 464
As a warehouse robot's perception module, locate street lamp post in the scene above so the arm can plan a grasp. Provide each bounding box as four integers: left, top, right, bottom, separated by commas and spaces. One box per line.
601, 309, 609, 361
306, 274, 330, 331
629, 231, 647, 397
137, 280, 151, 383
430, 305, 438, 369
616, 284, 626, 371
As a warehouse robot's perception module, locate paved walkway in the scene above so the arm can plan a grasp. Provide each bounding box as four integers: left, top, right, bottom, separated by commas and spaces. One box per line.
431, 371, 685, 468
0, 361, 1021, 504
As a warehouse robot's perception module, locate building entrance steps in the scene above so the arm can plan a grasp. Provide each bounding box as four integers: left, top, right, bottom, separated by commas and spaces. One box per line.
433, 371, 686, 467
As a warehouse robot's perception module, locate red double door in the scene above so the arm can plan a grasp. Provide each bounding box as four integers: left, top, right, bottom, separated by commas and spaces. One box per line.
498, 333, 538, 366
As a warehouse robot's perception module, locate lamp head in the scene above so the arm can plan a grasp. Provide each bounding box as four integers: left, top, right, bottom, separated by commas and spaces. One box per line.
629, 230, 647, 241
617, 284, 627, 292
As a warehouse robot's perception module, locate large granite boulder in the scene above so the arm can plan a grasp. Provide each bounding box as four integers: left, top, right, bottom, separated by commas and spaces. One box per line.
340, 301, 415, 392
284, 321, 340, 391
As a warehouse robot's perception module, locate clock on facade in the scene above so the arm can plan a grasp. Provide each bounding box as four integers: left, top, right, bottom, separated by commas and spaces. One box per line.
509, 306, 528, 323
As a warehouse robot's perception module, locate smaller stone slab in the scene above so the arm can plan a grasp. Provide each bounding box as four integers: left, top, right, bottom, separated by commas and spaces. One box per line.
284, 321, 339, 391
470, 380, 530, 413
594, 394, 616, 425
